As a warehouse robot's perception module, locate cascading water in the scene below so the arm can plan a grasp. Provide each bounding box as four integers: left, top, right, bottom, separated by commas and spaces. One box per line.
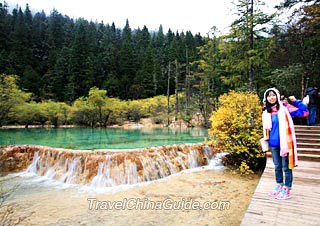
188, 150, 199, 168
0, 144, 222, 188
26, 151, 40, 174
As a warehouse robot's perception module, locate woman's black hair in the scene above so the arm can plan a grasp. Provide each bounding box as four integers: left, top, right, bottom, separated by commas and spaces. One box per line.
265, 90, 280, 113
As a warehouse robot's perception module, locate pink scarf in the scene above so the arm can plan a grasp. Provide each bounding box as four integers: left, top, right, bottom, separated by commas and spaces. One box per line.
262, 88, 298, 169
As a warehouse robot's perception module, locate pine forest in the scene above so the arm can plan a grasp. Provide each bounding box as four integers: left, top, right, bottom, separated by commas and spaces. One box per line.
0, 0, 319, 127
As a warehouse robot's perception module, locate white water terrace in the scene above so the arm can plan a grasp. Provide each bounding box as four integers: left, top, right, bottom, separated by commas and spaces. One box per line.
1, 144, 226, 193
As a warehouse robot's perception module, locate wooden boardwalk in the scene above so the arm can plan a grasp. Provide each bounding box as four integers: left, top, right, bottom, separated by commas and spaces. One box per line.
241, 158, 320, 226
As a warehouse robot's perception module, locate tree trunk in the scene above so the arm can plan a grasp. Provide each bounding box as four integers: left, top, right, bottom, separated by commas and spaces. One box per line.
185, 48, 191, 117
167, 62, 171, 127
249, 0, 254, 91
104, 111, 111, 127
302, 73, 308, 99
153, 66, 157, 96
175, 59, 179, 122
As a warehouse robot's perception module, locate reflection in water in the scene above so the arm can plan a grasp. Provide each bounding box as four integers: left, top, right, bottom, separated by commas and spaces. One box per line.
0, 127, 208, 149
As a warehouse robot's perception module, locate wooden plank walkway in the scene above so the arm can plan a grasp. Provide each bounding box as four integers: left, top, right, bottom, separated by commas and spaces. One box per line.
241, 158, 320, 226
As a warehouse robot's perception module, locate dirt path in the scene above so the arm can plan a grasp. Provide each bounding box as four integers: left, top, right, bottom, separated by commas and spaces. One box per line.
1, 169, 260, 226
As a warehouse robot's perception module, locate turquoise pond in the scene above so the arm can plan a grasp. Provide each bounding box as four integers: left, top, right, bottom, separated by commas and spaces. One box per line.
0, 127, 208, 150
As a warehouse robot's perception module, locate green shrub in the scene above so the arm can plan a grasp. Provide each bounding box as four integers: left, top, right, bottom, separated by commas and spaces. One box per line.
0, 74, 31, 126
208, 90, 265, 174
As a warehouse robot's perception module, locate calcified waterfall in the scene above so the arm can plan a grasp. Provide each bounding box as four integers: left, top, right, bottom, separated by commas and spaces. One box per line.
0, 144, 220, 188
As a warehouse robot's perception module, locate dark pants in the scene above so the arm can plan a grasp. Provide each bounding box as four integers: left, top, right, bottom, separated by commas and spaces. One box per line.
270, 147, 293, 188
308, 105, 318, 126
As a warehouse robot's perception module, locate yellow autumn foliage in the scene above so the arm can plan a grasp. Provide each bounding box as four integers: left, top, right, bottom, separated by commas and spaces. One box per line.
209, 90, 265, 174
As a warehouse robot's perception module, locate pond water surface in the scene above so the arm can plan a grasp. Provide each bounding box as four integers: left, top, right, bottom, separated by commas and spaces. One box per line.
0, 127, 208, 149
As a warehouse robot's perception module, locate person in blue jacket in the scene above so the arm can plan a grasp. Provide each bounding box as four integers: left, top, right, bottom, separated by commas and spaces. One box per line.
262, 88, 308, 200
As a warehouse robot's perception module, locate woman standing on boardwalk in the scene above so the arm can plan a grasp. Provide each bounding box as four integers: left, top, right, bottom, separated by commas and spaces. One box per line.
262, 88, 308, 200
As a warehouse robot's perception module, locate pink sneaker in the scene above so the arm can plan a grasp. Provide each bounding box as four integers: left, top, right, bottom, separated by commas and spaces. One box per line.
268, 184, 282, 197
276, 187, 291, 200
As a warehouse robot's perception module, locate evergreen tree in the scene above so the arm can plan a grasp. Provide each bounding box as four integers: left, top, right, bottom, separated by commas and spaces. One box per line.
41, 10, 67, 100
67, 19, 92, 101
0, 3, 206, 102
0, 1, 9, 51
51, 48, 70, 101
220, 0, 274, 91
118, 19, 136, 99
9, 7, 28, 75
131, 25, 153, 98
132, 45, 156, 98
47, 10, 66, 69
269, 0, 320, 97
133, 25, 151, 69
101, 23, 121, 97
0, 1, 10, 73
152, 25, 166, 94
32, 11, 49, 76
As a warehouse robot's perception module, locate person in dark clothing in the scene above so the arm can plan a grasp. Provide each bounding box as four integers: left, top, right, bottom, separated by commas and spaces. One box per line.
305, 86, 319, 126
